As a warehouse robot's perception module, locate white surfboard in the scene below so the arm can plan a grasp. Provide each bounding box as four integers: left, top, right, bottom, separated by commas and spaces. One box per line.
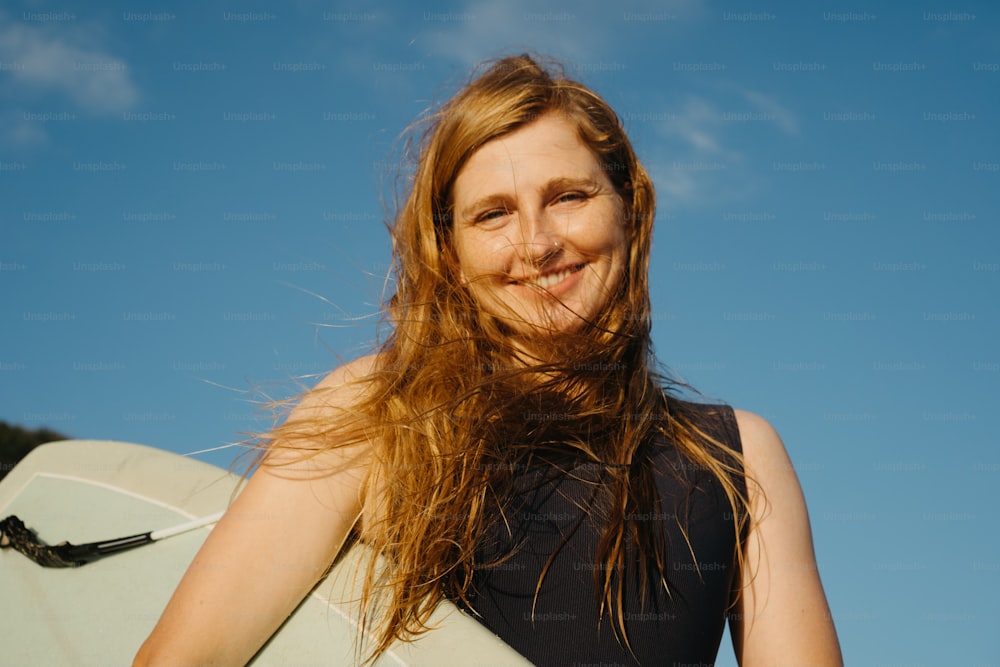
0, 440, 531, 666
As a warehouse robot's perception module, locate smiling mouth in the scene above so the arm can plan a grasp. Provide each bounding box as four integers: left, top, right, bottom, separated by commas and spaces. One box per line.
517, 263, 585, 290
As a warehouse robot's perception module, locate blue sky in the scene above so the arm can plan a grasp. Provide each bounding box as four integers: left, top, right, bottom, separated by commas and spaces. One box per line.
2, 0, 998, 663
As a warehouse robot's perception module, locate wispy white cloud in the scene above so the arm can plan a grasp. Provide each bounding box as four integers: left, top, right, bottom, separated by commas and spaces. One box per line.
331, 0, 796, 210
642, 93, 745, 208
406, 0, 797, 209
0, 108, 48, 147
412, 0, 700, 70
639, 85, 800, 208
654, 94, 729, 155
416, 0, 594, 67
0, 14, 138, 115
738, 88, 799, 137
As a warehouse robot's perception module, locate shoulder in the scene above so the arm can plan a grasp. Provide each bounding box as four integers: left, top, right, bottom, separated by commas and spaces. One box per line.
732, 409, 780, 450
313, 353, 381, 392
287, 354, 381, 421
732, 409, 794, 494
266, 354, 382, 470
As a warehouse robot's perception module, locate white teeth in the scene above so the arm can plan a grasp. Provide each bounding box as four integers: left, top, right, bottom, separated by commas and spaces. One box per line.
526, 266, 577, 289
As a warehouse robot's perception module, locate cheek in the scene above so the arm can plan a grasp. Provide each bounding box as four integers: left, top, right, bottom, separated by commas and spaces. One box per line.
604, 209, 630, 287
452, 236, 474, 282
454, 231, 508, 279
585, 200, 629, 260
453, 233, 488, 284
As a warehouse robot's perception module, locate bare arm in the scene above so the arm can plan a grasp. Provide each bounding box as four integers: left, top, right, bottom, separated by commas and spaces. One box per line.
134, 356, 377, 666
730, 410, 843, 667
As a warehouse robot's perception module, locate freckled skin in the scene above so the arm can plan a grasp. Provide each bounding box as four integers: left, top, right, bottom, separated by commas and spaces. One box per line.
451, 113, 628, 333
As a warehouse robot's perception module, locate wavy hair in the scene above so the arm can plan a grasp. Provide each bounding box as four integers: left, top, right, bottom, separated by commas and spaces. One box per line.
258, 54, 751, 663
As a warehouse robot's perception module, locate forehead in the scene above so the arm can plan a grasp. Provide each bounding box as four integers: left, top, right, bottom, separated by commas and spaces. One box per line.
452, 114, 604, 199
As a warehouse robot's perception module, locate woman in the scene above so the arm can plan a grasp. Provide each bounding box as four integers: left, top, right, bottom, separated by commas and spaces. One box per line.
135, 55, 842, 666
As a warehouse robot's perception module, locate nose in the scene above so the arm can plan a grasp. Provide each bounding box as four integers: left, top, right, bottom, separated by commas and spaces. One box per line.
515, 207, 561, 264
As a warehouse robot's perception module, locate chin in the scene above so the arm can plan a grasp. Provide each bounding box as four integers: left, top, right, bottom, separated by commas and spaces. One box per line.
498, 304, 596, 337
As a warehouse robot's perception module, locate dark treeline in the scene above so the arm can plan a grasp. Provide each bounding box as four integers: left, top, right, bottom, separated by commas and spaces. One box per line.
1, 422, 69, 481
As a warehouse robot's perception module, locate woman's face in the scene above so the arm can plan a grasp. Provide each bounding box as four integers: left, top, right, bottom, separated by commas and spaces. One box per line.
450, 113, 628, 334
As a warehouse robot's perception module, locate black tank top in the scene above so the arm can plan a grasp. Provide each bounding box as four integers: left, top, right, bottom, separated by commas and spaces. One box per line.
460, 403, 745, 666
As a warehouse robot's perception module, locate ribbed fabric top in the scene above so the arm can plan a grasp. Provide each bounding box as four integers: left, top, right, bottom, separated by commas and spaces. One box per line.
459, 403, 745, 666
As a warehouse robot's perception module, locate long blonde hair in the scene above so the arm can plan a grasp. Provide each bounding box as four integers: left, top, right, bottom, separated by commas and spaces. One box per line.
259, 54, 750, 662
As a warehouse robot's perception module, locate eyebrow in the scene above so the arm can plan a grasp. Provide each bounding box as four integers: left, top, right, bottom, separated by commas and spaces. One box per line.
457, 194, 511, 222
456, 176, 601, 222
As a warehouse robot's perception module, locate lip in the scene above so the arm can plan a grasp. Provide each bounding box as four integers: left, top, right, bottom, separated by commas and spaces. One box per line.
511, 263, 586, 298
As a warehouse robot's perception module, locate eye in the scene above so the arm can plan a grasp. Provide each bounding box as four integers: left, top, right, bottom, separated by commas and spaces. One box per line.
476, 208, 508, 223
556, 192, 586, 204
